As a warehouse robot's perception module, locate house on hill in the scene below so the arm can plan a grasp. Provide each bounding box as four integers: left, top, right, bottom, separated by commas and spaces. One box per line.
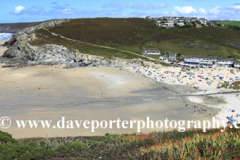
144, 50, 161, 55
146, 16, 152, 20
176, 22, 185, 26
190, 17, 197, 21
166, 19, 174, 27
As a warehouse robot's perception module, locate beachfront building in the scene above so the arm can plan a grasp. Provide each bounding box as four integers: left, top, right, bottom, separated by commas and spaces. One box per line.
234, 61, 240, 68
144, 50, 161, 55
184, 55, 235, 68
199, 61, 213, 68
159, 53, 177, 61
218, 58, 235, 67
169, 53, 177, 61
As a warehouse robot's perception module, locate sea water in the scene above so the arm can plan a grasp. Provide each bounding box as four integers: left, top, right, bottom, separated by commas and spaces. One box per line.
0, 33, 13, 40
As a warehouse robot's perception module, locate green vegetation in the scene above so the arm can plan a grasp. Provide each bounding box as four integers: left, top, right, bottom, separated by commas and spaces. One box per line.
218, 21, 240, 28
221, 81, 240, 89
2, 126, 240, 159
145, 54, 160, 59
221, 83, 229, 89
232, 81, 240, 89
29, 18, 240, 60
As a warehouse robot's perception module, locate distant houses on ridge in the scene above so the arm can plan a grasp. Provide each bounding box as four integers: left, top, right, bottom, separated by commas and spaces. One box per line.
145, 16, 215, 28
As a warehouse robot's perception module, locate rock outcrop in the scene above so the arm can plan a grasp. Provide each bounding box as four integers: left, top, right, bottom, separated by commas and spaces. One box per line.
1, 20, 156, 68
0, 22, 39, 33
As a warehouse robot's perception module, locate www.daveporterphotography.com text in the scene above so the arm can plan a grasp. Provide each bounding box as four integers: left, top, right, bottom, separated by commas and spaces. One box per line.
0, 116, 235, 132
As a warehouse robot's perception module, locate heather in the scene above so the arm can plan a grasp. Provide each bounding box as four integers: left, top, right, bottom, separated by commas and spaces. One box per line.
1, 125, 240, 159
29, 18, 240, 60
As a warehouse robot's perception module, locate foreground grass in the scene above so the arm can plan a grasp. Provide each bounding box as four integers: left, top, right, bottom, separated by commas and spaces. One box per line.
1, 126, 240, 159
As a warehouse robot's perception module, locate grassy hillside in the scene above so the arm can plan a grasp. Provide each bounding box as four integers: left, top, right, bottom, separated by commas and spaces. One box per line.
1, 126, 240, 159
218, 21, 240, 27
30, 18, 240, 59
30, 29, 147, 60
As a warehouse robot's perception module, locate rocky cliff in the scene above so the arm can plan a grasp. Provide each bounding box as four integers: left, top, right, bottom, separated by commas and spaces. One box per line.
0, 22, 39, 33
1, 20, 156, 68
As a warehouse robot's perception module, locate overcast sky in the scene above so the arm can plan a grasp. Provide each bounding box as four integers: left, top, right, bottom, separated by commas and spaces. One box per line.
1, 0, 240, 23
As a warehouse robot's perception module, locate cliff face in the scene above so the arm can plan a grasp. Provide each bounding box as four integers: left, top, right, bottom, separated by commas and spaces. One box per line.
1, 20, 154, 68
2, 20, 70, 62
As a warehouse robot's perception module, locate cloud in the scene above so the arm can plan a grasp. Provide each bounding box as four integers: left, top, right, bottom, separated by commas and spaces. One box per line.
209, 6, 220, 14
162, 11, 170, 15
173, 6, 197, 14
234, 3, 240, 6
199, 8, 207, 14
128, 11, 147, 17
14, 5, 25, 14
10, 5, 122, 18
102, 3, 128, 10
10, 4, 240, 21
51, 2, 58, 5
232, 5, 240, 9
207, 6, 240, 20
165, 5, 240, 20
131, 3, 166, 10
51, 5, 66, 10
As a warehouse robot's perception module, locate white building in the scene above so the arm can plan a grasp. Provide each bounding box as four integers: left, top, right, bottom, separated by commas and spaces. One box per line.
176, 22, 184, 26
218, 58, 235, 67
234, 61, 240, 68
165, 19, 174, 27
159, 53, 177, 61
184, 55, 235, 67
158, 23, 168, 27
144, 50, 161, 55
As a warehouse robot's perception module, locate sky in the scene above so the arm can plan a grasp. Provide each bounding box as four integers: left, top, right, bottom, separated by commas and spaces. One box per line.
1, 0, 240, 23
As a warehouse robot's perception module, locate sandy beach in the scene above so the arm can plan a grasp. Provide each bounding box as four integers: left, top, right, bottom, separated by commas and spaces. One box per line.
0, 40, 234, 139
0, 62, 219, 138
126, 65, 240, 123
